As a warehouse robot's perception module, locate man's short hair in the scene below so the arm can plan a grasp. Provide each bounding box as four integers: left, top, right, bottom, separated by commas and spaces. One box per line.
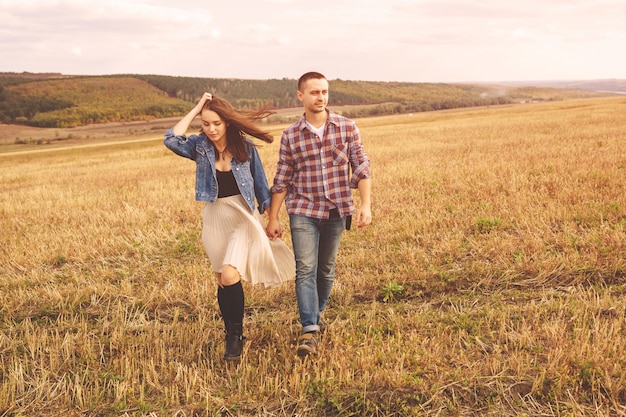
298, 72, 327, 91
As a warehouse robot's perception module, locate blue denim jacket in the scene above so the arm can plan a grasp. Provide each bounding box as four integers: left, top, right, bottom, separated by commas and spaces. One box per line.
164, 128, 271, 214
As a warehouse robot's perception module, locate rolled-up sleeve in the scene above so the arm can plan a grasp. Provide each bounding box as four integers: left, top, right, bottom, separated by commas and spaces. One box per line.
248, 144, 272, 214
164, 128, 197, 160
349, 129, 371, 189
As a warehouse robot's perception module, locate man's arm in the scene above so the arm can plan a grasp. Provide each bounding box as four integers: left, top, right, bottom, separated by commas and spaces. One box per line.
265, 190, 287, 239
355, 178, 372, 228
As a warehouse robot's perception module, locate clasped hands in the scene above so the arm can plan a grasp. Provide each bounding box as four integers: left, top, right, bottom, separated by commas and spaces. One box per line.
265, 218, 283, 241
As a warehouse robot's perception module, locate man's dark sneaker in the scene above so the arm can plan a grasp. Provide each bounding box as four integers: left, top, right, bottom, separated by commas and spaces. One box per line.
296, 332, 318, 357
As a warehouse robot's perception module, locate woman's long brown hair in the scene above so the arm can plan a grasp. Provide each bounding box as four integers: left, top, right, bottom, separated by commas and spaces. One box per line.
200, 96, 274, 162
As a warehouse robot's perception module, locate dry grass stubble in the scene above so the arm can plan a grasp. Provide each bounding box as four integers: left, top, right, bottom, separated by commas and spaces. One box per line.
1, 97, 626, 415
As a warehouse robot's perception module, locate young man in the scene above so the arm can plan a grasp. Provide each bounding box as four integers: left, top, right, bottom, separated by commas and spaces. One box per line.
266, 72, 372, 356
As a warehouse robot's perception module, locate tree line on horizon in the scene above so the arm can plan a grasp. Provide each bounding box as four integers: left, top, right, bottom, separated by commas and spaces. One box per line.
0, 73, 602, 128
132, 74, 515, 113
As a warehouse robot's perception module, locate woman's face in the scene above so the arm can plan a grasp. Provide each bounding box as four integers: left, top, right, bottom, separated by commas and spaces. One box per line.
200, 109, 227, 146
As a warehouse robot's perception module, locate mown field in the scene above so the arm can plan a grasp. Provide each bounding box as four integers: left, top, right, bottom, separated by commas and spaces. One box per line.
1, 97, 625, 416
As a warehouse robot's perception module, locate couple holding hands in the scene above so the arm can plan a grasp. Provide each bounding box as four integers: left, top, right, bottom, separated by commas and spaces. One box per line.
164, 72, 372, 361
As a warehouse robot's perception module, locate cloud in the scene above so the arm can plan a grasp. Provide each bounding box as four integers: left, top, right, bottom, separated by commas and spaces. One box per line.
0, 0, 220, 74
0, 0, 625, 81
1, 0, 213, 44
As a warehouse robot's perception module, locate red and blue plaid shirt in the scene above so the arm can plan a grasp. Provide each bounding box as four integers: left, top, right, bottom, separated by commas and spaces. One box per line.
271, 110, 371, 219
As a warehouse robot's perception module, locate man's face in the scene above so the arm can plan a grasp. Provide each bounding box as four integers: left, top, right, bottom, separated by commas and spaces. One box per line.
297, 78, 329, 114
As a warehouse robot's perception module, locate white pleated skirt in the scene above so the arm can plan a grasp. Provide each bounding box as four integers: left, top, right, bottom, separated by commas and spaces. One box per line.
202, 195, 295, 289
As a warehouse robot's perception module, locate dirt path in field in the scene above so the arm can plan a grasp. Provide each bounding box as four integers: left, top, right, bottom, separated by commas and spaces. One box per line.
0, 118, 181, 155
0, 135, 165, 157
1, 118, 178, 142
0, 108, 304, 156
0, 117, 182, 140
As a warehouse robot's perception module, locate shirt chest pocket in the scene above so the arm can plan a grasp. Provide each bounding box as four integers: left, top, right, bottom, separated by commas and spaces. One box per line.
332, 143, 349, 165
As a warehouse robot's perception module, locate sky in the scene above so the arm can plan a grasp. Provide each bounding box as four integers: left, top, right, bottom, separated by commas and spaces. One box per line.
1, 0, 625, 83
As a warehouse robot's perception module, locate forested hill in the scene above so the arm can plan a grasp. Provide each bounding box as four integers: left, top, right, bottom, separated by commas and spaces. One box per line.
131, 74, 507, 109
0, 72, 613, 128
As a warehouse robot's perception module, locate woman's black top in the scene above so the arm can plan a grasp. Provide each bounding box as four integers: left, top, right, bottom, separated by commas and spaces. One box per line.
216, 169, 241, 198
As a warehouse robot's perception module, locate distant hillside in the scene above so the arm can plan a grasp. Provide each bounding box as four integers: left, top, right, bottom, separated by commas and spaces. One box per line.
0, 73, 616, 128
497, 79, 626, 94
0, 75, 190, 128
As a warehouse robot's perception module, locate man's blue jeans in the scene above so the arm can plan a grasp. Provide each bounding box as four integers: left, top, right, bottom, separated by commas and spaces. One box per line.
289, 213, 346, 333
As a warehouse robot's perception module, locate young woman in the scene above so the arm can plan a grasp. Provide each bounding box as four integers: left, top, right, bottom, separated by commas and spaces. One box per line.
164, 93, 294, 361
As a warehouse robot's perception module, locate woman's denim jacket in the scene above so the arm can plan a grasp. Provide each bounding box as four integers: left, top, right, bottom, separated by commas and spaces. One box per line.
164, 128, 271, 214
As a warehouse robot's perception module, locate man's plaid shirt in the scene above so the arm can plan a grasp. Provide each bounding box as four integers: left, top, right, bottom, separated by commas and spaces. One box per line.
271, 110, 371, 219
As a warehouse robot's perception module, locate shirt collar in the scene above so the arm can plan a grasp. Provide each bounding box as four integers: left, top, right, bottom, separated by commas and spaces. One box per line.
297, 109, 339, 131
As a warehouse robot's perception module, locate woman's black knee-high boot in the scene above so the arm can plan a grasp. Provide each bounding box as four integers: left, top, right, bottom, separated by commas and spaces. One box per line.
219, 281, 245, 361
224, 321, 244, 361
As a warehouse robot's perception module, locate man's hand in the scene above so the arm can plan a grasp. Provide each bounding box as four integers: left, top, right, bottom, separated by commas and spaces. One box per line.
355, 178, 372, 228
355, 206, 372, 228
